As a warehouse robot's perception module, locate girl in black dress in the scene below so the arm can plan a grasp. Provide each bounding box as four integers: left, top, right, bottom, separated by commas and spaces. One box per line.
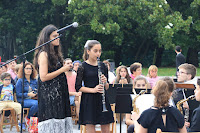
33, 25, 73, 133
134, 77, 187, 133
75, 40, 114, 133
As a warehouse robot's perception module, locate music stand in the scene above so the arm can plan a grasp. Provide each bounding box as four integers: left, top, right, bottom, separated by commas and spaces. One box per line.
175, 83, 195, 89
115, 87, 152, 133
106, 84, 133, 104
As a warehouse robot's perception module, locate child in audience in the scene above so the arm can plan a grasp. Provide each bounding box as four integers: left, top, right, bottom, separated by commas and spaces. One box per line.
0, 72, 25, 130
146, 65, 159, 89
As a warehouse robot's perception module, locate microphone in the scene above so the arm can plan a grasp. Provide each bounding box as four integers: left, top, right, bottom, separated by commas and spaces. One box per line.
57, 22, 78, 33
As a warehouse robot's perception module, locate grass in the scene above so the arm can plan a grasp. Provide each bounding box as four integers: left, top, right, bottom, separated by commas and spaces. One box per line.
142, 67, 200, 76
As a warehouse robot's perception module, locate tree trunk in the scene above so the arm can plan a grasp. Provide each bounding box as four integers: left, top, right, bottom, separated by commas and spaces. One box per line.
114, 45, 122, 66
135, 39, 146, 60
139, 40, 150, 62
155, 47, 164, 67
186, 47, 199, 67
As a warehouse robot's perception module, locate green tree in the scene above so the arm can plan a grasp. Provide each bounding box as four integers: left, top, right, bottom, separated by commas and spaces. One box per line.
0, 0, 71, 62
68, 0, 192, 66
1, 0, 199, 67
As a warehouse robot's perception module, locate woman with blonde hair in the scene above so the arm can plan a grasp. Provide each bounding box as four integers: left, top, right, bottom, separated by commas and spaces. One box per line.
146, 65, 159, 88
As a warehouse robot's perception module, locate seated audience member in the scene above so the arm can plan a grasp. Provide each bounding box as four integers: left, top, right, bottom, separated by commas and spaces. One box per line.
126, 76, 149, 133
185, 79, 200, 132
103, 60, 116, 83
6, 60, 17, 80
113, 65, 133, 84
14, 64, 22, 84
64, 58, 81, 118
134, 79, 187, 133
16, 62, 38, 127
0, 72, 25, 130
146, 65, 159, 89
129, 62, 142, 81
0, 62, 7, 75
73, 60, 81, 72
0, 62, 7, 85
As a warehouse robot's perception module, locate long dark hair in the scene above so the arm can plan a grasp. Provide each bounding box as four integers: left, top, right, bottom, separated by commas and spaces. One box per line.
115, 65, 131, 83
33, 24, 63, 71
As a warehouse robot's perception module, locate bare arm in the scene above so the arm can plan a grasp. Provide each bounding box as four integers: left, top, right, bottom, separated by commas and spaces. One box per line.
126, 114, 134, 125
69, 92, 77, 96
134, 121, 148, 133
178, 125, 187, 133
38, 52, 71, 82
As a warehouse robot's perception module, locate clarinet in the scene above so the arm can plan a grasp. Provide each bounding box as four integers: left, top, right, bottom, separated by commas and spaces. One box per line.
97, 57, 108, 112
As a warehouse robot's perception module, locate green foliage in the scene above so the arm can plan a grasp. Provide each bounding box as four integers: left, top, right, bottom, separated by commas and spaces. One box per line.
67, 0, 194, 66
0, 0, 200, 67
30, 0, 66, 5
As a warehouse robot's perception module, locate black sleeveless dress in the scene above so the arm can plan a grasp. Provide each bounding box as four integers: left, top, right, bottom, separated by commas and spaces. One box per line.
38, 61, 73, 133
75, 61, 114, 125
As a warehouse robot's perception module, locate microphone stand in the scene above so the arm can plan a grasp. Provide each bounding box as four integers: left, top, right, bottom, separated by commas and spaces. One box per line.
0, 34, 63, 133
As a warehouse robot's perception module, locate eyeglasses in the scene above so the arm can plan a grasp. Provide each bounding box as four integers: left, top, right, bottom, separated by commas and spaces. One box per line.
177, 71, 188, 75
4, 79, 11, 81
25, 68, 33, 70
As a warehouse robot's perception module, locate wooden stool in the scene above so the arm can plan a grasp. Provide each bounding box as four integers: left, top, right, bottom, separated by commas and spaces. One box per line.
0, 122, 3, 133
1, 108, 19, 132
70, 106, 78, 125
